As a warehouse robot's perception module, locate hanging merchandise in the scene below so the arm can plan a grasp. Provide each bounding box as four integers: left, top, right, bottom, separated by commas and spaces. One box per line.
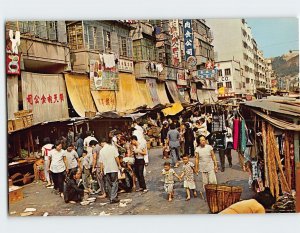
284, 132, 292, 190
233, 119, 240, 150
261, 121, 269, 188
239, 120, 247, 154
103, 53, 116, 68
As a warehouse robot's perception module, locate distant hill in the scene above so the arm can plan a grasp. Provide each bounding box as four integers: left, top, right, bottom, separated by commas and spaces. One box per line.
271, 51, 299, 77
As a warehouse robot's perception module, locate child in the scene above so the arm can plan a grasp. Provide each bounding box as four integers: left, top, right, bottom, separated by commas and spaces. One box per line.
118, 156, 133, 193
163, 142, 170, 159
162, 162, 181, 201
180, 155, 197, 201
79, 150, 92, 193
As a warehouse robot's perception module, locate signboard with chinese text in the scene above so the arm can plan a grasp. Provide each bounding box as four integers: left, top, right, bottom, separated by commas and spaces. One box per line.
90, 60, 119, 91
183, 19, 196, 68
177, 70, 187, 86
196, 68, 218, 79
169, 20, 181, 67
6, 53, 20, 75
118, 59, 134, 73
21, 72, 69, 124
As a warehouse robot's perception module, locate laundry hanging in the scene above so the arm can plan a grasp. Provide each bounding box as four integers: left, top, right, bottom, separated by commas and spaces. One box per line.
239, 119, 247, 153
103, 54, 116, 68
233, 119, 240, 150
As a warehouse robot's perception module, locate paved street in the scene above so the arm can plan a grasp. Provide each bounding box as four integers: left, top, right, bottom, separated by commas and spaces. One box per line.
9, 147, 253, 216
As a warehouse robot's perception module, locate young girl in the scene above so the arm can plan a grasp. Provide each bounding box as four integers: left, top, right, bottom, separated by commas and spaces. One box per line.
180, 155, 197, 201
162, 162, 181, 201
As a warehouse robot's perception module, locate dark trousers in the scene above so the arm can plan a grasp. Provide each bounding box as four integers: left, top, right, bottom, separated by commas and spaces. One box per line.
184, 141, 195, 157
104, 172, 118, 201
219, 149, 232, 170
52, 171, 66, 193
134, 159, 146, 190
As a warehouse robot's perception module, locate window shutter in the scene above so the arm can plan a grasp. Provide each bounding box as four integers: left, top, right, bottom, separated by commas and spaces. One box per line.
83, 23, 89, 49
118, 37, 122, 55
48, 21, 57, 41
97, 26, 104, 52
110, 31, 119, 54
127, 38, 133, 58
57, 21, 67, 43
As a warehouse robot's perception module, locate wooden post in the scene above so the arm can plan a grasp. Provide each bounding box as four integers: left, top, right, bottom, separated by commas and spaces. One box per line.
17, 134, 21, 157
296, 163, 300, 212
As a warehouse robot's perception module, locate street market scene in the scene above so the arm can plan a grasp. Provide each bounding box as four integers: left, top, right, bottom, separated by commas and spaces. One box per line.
6, 19, 300, 216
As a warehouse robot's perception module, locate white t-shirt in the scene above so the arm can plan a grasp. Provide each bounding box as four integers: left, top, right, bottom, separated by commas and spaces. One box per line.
42, 144, 54, 161
195, 145, 214, 172
83, 136, 98, 147
99, 144, 119, 175
64, 150, 79, 169
134, 141, 147, 159
49, 149, 66, 173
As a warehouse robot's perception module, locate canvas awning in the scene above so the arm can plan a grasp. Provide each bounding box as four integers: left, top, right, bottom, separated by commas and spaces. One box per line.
137, 80, 155, 108
156, 82, 170, 105
146, 78, 161, 106
197, 89, 205, 104
184, 91, 191, 103
162, 103, 184, 116
22, 72, 69, 124
64, 73, 97, 117
166, 81, 181, 103
197, 89, 217, 104
91, 90, 116, 112
116, 73, 144, 113
7, 75, 19, 120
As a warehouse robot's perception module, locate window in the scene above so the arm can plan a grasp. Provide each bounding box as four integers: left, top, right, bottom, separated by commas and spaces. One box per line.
104, 30, 111, 50
217, 82, 223, 89
85, 26, 97, 49
226, 81, 232, 88
67, 23, 84, 50
246, 78, 250, 84
218, 70, 223, 77
225, 68, 231, 76
119, 36, 128, 57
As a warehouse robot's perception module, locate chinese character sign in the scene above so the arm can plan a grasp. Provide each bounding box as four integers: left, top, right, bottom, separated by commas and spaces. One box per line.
169, 20, 181, 67
183, 19, 195, 61
6, 53, 20, 75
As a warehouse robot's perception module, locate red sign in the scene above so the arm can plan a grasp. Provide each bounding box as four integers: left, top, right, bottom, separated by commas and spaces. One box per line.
6, 53, 20, 75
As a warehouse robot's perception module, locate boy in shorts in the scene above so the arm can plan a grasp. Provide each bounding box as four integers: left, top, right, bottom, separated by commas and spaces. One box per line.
162, 162, 181, 201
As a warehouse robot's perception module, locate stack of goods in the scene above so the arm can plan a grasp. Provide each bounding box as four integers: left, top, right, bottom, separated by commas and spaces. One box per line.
12, 110, 33, 131
272, 193, 296, 213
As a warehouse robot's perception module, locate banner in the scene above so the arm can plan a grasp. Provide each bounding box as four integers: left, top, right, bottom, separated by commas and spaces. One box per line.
169, 20, 181, 67
90, 60, 119, 91
183, 19, 196, 69
177, 70, 187, 86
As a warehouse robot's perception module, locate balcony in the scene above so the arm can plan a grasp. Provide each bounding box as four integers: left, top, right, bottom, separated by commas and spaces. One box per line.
134, 61, 159, 79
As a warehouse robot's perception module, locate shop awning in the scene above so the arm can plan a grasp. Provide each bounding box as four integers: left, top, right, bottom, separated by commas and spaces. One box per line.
184, 91, 191, 103
209, 90, 218, 102
65, 73, 97, 117
166, 81, 181, 103
91, 90, 116, 112
157, 82, 170, 105
146, 78, 161, 106
137, 80, 155, 108
162, 102, 184, 116
116, 73, 144, 113
7, 75, 19, 120
197, 89, 217, 104
197, 89, 205, 104
22, 72, 69, 124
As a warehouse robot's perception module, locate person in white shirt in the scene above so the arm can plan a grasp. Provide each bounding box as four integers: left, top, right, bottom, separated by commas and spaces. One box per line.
64, 144, 80, 173
99, 137, 121, 204
83, 132, 98, 154
48, 141, 68, 198
133, 126, 149, 165
42, 142, 54, 187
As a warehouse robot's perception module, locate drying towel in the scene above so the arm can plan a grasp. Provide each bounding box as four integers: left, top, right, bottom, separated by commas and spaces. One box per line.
240, 120, 247, 153
233, 119, 240, 150
103, 54, 116, 68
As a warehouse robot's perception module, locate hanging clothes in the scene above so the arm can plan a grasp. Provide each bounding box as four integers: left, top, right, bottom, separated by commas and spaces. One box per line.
103, 54, 116, 68
233, 119, 240, 150
239, 119, 247, 153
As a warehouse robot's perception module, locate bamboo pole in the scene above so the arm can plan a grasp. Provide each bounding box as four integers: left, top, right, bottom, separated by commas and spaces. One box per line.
262, 121, 269, 187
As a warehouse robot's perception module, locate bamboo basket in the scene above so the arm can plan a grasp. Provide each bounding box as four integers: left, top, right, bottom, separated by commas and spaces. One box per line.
22, 113, 33, 127
14, 109, 32, 118
205, 184, 243, 213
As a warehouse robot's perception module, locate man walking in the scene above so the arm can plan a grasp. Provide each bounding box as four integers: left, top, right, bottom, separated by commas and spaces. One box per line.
167, 123, 180, 168
99, 137, 121, 204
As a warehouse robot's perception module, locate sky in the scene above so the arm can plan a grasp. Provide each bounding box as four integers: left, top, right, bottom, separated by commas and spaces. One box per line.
246, 18, 299, 58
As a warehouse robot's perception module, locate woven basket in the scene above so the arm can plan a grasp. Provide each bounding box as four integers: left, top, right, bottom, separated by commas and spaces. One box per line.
14, 110, 32, 118
205, 184, 242, 213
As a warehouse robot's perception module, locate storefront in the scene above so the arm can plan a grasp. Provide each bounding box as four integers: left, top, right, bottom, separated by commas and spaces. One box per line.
136, 80, 155, 108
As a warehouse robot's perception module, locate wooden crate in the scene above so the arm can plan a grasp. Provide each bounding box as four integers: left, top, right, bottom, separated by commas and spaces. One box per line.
8, 120, 14, 132
9, 186, 24, 203
85, 111, 96, 118
14, 109, 32, 118
13, 118, 25, 130
22, 114, 33, 127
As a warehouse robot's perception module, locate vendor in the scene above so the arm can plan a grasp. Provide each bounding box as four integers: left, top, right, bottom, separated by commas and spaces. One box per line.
220, 188, 276, 214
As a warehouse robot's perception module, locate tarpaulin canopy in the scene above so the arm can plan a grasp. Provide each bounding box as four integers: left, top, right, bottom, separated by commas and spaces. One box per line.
184, 90, 191, 103
65, 73, 97, 117
7, 75, 19, 120
146, 78, 161, 106
91, 90, 116, 112
197, 89, 205, 104
166, 81, 181, 103
197, 89, 216, 104
156, 82, 170, 105
116, 73, 144, 113
137, 80, 155, 108
162, 102, 184, 116
22, 72, 69, 124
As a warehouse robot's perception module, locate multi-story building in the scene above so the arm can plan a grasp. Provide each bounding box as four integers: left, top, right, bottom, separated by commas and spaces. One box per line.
206, 19, 257, 95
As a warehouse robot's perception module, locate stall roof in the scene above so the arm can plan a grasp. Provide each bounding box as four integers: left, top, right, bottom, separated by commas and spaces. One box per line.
242, 99, 300, 117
